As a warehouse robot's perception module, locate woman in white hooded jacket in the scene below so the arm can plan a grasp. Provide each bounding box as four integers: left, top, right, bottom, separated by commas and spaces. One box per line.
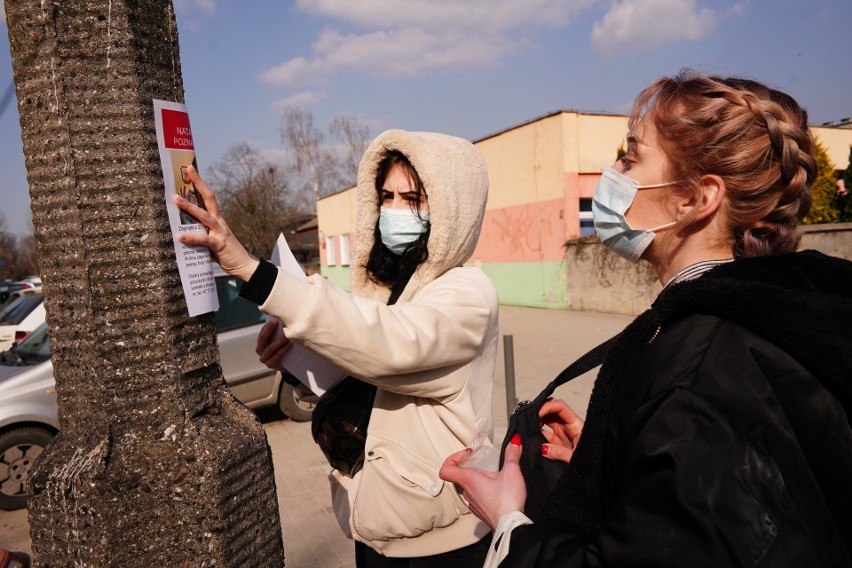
175, 129, 499, 566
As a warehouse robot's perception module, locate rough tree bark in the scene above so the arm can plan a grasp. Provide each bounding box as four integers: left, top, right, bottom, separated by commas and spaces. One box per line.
5, 1, 285, 565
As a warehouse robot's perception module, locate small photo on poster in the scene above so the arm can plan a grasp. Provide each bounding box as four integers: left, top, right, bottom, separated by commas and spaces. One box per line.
170, 154, 207, 224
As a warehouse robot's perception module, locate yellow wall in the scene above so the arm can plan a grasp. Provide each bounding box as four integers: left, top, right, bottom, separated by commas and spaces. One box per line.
812, 126, 852, 168
317, 185, 357, 235
317, 185, 357, 267
573, 113, 630, 173
475, 114, 566, 210
475, 111, 628, 207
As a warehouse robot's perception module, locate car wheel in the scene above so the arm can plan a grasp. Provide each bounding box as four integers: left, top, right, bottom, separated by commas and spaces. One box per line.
278, 382, 315, 423
0, 427, 54, 511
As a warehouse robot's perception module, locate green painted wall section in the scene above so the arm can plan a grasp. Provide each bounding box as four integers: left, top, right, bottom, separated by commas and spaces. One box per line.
321, 265, 351, 291
477, 261, 568, 309
320, 261, 569, 309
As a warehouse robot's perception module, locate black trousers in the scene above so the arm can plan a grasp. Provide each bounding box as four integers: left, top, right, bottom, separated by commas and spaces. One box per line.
355, 534, 491, 568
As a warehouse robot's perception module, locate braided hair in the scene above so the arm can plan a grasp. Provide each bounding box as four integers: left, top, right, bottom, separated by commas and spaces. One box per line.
631, 70, 817, 258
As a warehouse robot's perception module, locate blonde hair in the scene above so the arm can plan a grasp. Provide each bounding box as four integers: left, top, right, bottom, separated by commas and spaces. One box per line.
631, 70, 816, 257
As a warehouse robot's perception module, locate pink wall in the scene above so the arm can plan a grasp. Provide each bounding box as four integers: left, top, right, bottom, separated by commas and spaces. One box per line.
562, 171, 603, 239
570, 172, 602, 198
472, 172, 605, 264
472, 199, 566, 263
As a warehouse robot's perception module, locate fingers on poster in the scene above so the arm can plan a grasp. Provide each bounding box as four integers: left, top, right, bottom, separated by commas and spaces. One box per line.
154, 99, 219, 317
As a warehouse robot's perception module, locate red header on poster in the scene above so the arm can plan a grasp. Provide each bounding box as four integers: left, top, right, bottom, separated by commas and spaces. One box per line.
162, 109, 194, 150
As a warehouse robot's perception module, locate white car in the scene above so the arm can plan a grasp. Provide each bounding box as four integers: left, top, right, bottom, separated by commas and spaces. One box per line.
0, 280, 39, 304
0, 269, 313, 511
0, 294, 45, 352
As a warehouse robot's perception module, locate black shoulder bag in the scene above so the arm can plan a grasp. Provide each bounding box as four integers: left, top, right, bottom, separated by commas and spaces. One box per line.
498, 334, 619, 522
311, 374, 376, 477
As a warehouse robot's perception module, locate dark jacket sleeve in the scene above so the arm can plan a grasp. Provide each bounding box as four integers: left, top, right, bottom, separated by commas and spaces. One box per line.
239, 258, 278, 304
498, 521, 587, 567
500, 315, 852, 567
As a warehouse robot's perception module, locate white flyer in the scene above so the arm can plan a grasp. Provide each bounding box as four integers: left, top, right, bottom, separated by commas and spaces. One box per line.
271, 233, 346, 396
153, 99, 218, 317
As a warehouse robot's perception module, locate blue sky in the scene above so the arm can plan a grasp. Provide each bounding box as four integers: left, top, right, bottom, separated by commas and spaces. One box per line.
1, 0, 850, 236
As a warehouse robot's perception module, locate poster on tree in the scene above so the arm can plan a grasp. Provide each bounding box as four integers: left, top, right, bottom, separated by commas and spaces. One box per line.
153, 99, 218, 317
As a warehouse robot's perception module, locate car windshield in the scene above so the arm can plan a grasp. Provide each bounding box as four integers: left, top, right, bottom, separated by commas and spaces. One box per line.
0, 294, 43, 325
11, 322, 51, 364
214, 275, 266, 333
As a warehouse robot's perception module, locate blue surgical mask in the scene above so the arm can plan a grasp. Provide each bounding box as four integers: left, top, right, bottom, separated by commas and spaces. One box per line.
592, 167, 678, 263
379, 208, 430, 255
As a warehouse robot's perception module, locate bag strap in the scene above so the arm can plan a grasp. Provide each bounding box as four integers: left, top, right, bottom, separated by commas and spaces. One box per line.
500, 331, 623, 469
538, 333, 621, 400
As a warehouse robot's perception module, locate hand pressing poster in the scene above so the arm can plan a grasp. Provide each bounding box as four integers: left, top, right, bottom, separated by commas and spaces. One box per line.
153, 99, 219, 317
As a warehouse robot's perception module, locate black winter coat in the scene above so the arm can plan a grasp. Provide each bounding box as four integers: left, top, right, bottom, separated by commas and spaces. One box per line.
501, 250, 852, 567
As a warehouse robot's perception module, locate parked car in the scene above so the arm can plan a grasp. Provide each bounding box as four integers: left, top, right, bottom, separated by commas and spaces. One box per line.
211, 269, 314, 423
0, 282, 11, 304
0, 294, 45, 352
0, 281, 38, 304
0, 323, 54, 511
17, 277, 42, 289
0, 267, 314, 511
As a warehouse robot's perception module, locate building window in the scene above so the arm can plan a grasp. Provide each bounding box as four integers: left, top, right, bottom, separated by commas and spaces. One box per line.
325, 236, 336, 266
339, 234, 351, 266
579, 198, 595, 237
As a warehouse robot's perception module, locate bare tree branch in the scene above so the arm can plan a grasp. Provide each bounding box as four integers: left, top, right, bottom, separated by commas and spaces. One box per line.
207, 143, 312, 259
279, 108, 344, 207
330, 114, 371, 186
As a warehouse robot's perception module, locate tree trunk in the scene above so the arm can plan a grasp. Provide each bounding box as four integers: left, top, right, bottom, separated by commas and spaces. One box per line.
4, 1, 285, 565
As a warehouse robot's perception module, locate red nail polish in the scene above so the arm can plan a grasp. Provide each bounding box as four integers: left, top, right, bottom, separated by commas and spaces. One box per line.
541, 444, 549, 456
510, 434, 521, 446
465, 447, 473, 454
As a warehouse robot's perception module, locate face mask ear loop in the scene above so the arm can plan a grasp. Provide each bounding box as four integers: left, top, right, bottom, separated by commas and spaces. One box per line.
646, 220, 677, 233
637, 180, 681, 190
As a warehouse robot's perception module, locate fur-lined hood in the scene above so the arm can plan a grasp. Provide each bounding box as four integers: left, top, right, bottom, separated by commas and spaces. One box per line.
350, 129, 489, 303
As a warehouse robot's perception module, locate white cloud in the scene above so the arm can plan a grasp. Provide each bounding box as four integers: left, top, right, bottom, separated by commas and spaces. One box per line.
261, 0, 593, 88
262, 57, 328, 88
173, 0, 216, 14
173, 0, 215, 30
270, 91, 329, 109
726, 1, 749, 16
322, 27, 520, 73
257, 146, 294, 168
296, 0, 592, 32
262, 26, 527, 87
591, 0, 716, 56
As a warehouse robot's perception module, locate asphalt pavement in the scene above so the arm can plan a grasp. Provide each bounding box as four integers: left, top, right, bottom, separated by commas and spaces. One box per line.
0, 305, 634, 567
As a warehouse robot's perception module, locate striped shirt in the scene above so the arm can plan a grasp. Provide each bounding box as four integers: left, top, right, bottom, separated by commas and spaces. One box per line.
660, 258, 734, 295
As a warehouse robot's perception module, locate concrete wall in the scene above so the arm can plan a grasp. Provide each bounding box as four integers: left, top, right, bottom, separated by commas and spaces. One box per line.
800, 222, 852, 260
565, 224, 852, 316
563, 240, 660, 316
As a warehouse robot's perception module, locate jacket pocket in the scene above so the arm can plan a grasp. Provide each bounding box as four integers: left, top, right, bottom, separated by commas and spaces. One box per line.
352, 439, 467, 542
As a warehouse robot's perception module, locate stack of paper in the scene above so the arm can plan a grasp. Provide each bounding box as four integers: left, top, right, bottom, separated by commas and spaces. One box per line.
270, 233, 346, 396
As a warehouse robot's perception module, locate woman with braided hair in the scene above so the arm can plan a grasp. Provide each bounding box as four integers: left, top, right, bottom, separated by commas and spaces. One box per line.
441, 70, 852, 567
